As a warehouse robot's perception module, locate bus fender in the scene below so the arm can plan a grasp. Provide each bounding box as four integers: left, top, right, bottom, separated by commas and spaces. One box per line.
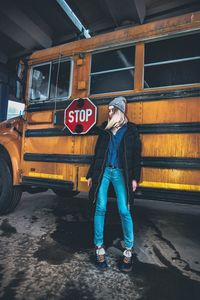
0, 138, 21, 185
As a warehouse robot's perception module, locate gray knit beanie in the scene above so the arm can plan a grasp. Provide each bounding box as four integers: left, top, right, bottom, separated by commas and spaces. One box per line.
108, 96, 127, 113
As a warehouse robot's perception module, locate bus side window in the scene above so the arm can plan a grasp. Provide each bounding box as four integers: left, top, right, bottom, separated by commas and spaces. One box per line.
29, 60, 72, 102
90, 46, 135, 95
144, 33, 200, 89
50, 61, 71, 99
30, 64, 50, 101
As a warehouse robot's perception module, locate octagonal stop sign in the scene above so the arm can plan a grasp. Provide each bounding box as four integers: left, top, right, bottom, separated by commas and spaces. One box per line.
64, 98, 97, 134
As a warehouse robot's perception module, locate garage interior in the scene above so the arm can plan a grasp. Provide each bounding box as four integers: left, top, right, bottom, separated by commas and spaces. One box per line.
0, 1, 200, 299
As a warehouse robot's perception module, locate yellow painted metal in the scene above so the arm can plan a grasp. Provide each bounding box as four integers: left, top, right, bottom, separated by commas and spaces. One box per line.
80, 177, 87, 182
140, 181, 200, 191
141, 134, 200, 158
28, 172, 63, 180
27, 111, 53, 124
0, 117, 23, 185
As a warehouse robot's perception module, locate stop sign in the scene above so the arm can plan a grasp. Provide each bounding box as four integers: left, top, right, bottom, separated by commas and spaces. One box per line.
64, 98, 97, 134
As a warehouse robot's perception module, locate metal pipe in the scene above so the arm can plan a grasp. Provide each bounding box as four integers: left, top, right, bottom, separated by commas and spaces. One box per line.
91, 66, 135, 76
56, 0, 91, 39
144, 56, 200, 67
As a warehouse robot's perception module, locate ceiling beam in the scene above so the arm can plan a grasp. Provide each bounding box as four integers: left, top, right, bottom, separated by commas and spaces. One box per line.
56, 0, 91, 38
103, 0, 118, 26
102, 0, 146, 26
146, 2, 200, 21
1, 0, 52, 48
0, 12, 38, 50
147, 0, 193, 16
134, 0, 146, 24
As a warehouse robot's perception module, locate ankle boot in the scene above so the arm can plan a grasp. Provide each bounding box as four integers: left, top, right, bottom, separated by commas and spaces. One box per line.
95, 246, 108, 271
119, 249, 133, 272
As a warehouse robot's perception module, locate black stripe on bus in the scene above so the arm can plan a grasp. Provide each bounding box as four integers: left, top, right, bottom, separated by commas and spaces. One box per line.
135, 188, 200, 205
25, 122, 200, 137
25, 127, 99, 137
24, 153, 200, 169
138, 122, 200, 134
27, 87, 200, 112
24, 153, 93, 164
142, 157, 200, 169
22, 176, 73, 190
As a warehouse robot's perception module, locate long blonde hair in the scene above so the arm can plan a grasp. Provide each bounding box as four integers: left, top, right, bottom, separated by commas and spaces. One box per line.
105, 108, 128, 132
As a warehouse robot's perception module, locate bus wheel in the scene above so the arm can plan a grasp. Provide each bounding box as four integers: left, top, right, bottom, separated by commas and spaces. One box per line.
52, 189, 79, 198
0, 157, 22, 215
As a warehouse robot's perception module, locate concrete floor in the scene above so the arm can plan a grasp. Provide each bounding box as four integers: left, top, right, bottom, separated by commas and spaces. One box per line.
0, 190, 200, 300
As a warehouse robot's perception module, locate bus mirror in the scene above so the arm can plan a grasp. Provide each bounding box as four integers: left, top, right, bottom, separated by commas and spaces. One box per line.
15, 61, 26, 102
15, 80, 21, 100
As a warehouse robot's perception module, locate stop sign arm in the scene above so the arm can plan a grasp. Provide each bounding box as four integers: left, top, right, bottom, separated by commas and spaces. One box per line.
64, 98, 97, 134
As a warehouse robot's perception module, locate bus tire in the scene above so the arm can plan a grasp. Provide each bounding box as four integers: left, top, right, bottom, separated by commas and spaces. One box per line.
0, 157, 22, 215
53, 189, 79, 198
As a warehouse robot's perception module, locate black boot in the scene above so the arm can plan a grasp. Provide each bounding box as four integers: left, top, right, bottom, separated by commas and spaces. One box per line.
95, 246, 108, 271
119, 249, 133, 272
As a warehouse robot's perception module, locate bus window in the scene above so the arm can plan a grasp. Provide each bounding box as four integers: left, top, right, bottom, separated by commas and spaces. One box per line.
90, 46, 135, 95
29, 60, 72, 102
144, 33, 200, 88
30, 63, 50, 101
50, 60, 71, 99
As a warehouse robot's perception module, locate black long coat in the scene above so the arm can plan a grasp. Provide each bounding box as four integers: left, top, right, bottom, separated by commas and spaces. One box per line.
86, 121, 141, 211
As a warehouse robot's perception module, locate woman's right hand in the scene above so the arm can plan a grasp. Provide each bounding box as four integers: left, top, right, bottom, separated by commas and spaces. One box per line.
87, 178, 92, 188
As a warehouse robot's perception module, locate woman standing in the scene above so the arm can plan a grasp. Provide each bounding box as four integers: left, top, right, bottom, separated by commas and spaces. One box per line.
86, 96, 141, 272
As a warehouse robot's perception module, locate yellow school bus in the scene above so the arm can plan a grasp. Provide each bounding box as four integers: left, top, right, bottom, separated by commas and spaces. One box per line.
0, 11, 200, 214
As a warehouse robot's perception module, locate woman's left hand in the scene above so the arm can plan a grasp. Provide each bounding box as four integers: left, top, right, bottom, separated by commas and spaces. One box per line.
132, 180, 138, 192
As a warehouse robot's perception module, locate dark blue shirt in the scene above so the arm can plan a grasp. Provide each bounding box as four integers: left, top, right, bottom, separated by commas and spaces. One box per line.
106, 123, 127, 168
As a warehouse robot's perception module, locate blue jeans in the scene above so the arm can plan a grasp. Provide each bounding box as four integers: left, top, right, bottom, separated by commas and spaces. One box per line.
94, 167, 134, 249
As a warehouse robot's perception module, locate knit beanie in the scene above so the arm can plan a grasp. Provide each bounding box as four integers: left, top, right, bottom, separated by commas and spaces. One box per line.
108, 96, 127, 113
